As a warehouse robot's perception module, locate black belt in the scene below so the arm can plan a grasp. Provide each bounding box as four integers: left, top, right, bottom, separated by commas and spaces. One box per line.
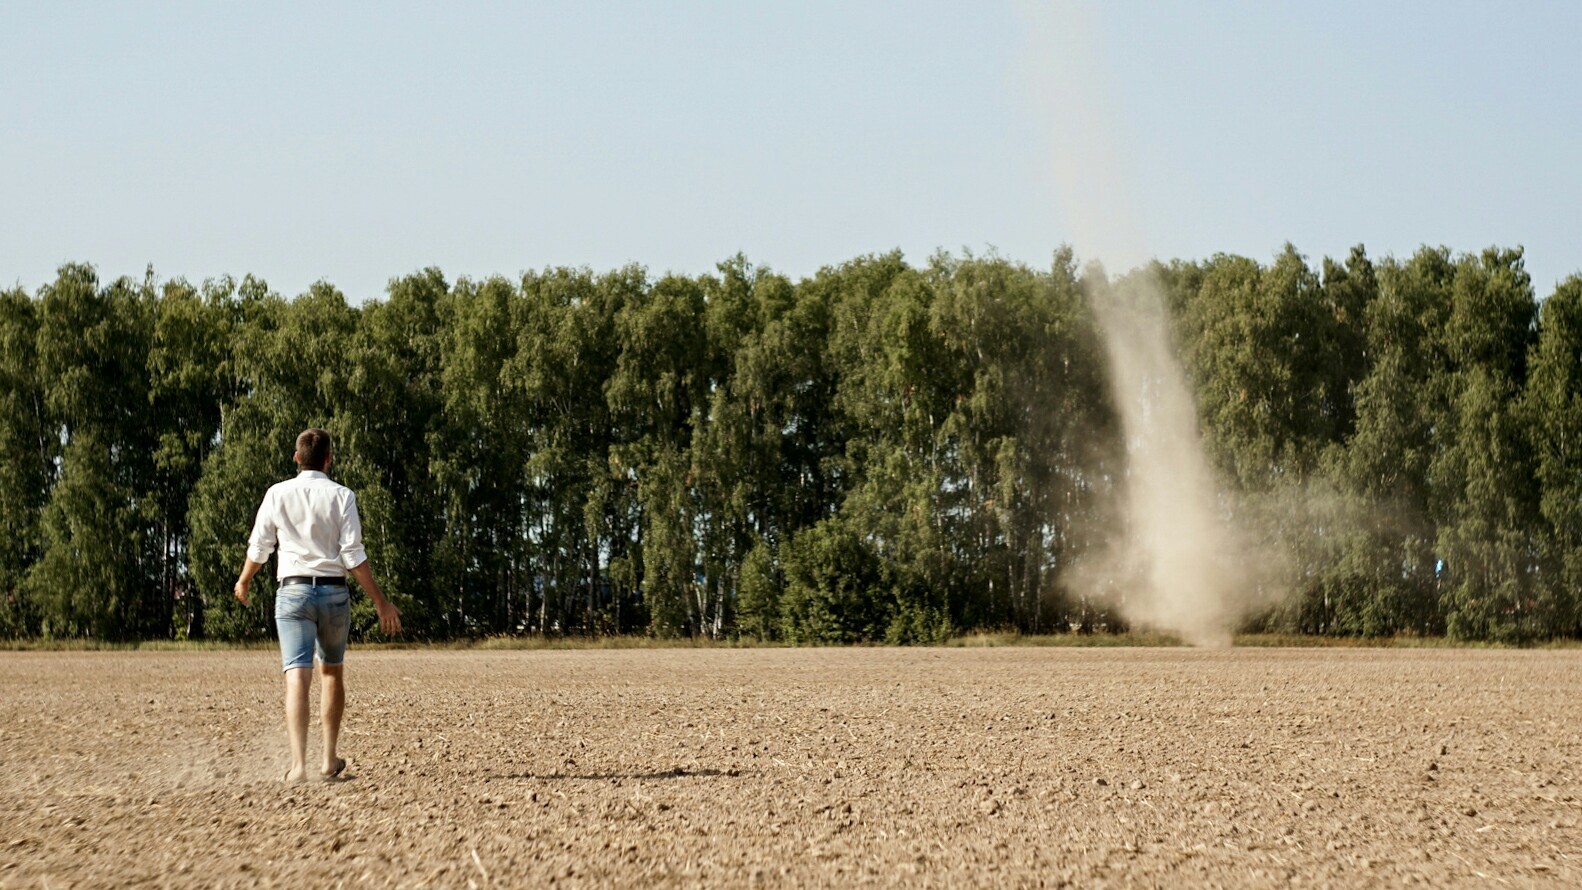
280, 575, 348, 587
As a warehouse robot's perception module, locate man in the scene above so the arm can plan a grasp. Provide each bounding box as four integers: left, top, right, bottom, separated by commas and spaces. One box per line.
233, 428, 402, 783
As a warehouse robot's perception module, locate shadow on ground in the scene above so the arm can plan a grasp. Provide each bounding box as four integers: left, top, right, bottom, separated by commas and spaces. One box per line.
490, 767, 747, 781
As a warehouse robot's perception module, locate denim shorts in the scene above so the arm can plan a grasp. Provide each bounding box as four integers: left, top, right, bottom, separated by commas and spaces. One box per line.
275, 581, 351, 672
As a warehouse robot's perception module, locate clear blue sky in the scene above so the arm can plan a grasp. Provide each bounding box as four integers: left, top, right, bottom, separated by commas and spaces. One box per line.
3, 1, 1578, 302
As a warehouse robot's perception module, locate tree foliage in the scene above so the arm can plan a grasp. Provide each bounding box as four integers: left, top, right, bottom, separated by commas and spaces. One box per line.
2, 247, 1575, 642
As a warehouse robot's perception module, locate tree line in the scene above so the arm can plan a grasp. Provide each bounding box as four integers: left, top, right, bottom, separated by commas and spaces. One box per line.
1, 245, 1578, 643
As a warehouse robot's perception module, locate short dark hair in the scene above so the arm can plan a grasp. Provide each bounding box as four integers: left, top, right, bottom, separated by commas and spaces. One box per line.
295, 428, 333, 471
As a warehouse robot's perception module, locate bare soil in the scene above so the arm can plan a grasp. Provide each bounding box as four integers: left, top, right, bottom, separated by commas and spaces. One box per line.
2, 647, 1579, 887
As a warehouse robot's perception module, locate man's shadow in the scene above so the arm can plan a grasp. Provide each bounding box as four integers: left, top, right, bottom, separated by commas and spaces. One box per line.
491, 766, 748, 781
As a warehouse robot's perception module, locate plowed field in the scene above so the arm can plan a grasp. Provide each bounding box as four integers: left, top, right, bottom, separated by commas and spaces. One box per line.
3, 647, 1579, 887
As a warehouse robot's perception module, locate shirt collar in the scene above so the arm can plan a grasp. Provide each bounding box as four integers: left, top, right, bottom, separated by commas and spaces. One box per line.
298, 470, 329, 480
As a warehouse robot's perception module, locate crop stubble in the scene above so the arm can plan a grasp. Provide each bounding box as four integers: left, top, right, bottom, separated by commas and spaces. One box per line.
1, 647, 1579, 887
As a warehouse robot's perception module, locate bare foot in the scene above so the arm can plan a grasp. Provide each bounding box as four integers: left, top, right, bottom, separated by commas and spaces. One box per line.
321, 757, 347, 780
284, 766, 308, 783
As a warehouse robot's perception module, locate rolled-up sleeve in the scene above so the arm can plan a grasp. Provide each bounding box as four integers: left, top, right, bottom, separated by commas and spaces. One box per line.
245, 489, 277, 564
338, 491, 368, 570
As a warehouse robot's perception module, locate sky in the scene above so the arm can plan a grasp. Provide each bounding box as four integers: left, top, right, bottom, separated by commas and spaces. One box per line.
3, 1, 1579, 302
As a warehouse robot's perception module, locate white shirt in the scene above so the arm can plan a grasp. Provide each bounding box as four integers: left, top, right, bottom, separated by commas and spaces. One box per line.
246, 470, 368, 579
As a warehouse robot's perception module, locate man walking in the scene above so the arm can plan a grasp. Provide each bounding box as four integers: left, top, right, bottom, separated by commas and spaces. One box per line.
233, 428, 402, 782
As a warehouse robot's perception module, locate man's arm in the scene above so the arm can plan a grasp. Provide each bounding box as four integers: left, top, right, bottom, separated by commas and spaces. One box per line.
338, 490, 400, 636
234, 558, 266, 605
236, 490, 277, 605
349, 561, 401, 637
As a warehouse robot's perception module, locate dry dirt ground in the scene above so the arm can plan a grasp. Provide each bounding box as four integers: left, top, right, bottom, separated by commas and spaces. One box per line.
2, 647, 1580, 888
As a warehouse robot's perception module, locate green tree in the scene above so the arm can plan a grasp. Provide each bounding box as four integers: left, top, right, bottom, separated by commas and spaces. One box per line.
1525, 275, 1582, 636
431, 275, 532, 635
1173, 245, 1360, 489
25, 266, 157, 639
917, 250, 1104, 634
608, 272, 710, 635
0, 287, 51, 636
778, 516, 890, 643
1435, 248, 1539, 640
826, 255, 958, 637
1322, 247, 1457, 635
332, 269, 448, 637
147, 276, 240, 637
1167, 246, 1378, 633
508, 266, 632, 634
689, 257, 789, 638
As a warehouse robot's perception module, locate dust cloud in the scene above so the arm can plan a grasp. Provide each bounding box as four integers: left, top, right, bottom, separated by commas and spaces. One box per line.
1079, 270, 1265, 646
1020, 3, 1285, 644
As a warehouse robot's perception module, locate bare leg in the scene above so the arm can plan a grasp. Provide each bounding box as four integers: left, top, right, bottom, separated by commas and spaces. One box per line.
283, 667, 312, 782
320, 663, 345, 776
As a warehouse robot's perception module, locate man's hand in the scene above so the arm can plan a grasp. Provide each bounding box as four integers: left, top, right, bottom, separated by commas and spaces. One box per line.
376, 600, 402, 637
234, 559, 264, 607
350, 561, 401, 637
